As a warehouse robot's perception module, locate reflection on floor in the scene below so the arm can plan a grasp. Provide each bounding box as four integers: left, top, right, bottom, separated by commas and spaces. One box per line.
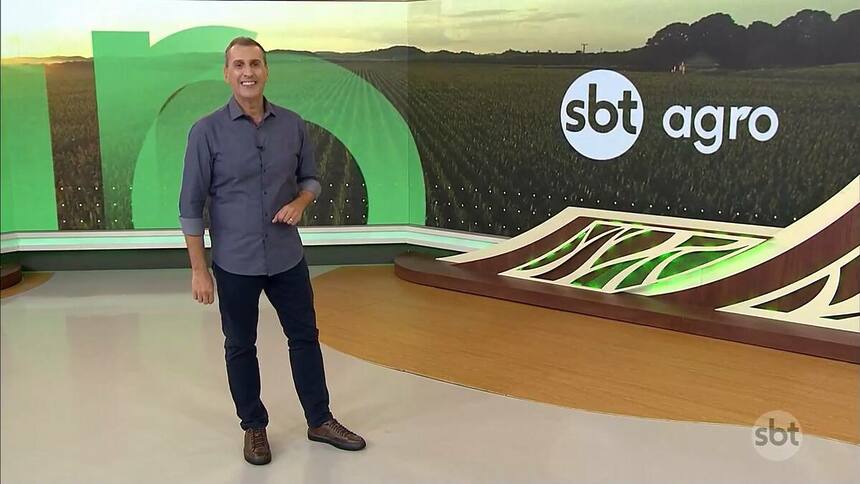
1, 267, 857, 483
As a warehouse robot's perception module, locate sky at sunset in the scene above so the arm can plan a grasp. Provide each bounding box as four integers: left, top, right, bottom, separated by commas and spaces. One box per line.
1, 0, 856, 58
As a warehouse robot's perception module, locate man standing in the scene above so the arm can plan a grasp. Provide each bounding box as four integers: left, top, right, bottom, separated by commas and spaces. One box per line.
179, 37, 365, 465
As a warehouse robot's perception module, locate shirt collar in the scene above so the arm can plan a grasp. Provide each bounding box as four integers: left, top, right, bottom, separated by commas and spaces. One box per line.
228, 96, 276, 121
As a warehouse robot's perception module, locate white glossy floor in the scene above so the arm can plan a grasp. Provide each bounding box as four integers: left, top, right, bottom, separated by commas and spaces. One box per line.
1, 267, 858, 484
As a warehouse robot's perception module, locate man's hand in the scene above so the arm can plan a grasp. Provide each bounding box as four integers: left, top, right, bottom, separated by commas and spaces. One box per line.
273, 191, 314, 225
192, 268, 215, 305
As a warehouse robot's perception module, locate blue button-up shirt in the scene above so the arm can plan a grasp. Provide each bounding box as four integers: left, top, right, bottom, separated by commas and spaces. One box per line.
179, 97, 321, 276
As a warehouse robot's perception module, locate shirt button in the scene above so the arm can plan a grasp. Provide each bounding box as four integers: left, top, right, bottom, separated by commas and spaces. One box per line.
263, 191, 267, 195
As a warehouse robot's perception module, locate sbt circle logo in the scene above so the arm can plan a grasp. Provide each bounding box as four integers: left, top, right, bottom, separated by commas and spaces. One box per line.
560, 69, 644, 161
752, 410, 803, 461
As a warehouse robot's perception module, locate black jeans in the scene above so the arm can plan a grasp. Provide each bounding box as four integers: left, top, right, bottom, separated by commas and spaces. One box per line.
212, 258, 332, 430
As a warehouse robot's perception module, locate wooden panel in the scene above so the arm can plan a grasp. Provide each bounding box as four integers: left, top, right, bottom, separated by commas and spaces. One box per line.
833, 255, 860, 304
312, 266, 860, 444
1, 264, 23, 289
659, 205, 859, 307
395, 253, 860, 363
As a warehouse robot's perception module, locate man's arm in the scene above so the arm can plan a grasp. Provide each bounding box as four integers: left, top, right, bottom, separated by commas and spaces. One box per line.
272, 190, 316, 225
273, 118, 321, 225
179, 121, 215, 304
184, 234, 213, 304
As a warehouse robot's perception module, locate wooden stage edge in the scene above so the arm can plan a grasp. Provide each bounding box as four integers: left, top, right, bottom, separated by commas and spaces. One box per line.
0, 271, 52, 299
394, 253, 860, 364
0, 264, 23, 290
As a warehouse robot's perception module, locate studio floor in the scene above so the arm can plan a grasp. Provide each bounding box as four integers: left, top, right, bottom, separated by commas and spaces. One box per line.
1, 266, 857, 483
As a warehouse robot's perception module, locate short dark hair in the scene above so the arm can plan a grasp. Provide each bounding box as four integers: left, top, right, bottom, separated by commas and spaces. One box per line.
224, 37, 267, 66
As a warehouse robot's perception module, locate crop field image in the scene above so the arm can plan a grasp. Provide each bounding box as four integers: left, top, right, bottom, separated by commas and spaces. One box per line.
344, 60, 859, 237
31, 56, 860, 236
43, 60, 367, 230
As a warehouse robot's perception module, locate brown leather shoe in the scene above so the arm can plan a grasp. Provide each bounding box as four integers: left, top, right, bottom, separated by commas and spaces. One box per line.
244, 428, 272, 465
308, 418, 366, 451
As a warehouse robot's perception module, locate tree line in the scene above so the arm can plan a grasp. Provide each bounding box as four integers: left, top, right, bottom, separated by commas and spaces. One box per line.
644, 9, 859, 70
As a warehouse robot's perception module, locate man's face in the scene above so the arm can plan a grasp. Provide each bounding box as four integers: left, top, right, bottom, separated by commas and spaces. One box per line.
224, 44, 268, 102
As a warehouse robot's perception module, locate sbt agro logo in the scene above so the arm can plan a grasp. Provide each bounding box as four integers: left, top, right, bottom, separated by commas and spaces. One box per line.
560, 69, 779, 160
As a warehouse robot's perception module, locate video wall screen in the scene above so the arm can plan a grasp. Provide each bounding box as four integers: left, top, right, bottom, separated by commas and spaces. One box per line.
2, 0, 857, 236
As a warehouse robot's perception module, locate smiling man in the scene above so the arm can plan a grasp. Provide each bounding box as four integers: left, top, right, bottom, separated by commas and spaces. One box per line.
178, 37, 366, 465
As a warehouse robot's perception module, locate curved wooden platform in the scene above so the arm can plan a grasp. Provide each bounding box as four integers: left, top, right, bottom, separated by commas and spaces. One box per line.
397, 181, 859, 363
0, 270, 52, 298
396, 252, 860, 363
1, 264, 23, 289
312, 265, 859, 444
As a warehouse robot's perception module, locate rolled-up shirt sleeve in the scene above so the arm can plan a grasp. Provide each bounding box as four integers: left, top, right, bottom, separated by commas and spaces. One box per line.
296, 118, 322, 199
178, 121, 212, 236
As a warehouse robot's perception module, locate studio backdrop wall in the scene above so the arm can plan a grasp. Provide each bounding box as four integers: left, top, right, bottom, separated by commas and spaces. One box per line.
2, 0, 857, 236
3, 1, 858, 356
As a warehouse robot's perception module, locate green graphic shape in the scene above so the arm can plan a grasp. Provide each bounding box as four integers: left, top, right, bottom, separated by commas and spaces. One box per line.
93, 26, 424, 229
0, 65, 58, 232
634, 243, 765, 296
93, 27, 254, 229
618, 251, 679, 289
573, 258, 645, 289
658, 248, 739, 279
521, 229, 588, 270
